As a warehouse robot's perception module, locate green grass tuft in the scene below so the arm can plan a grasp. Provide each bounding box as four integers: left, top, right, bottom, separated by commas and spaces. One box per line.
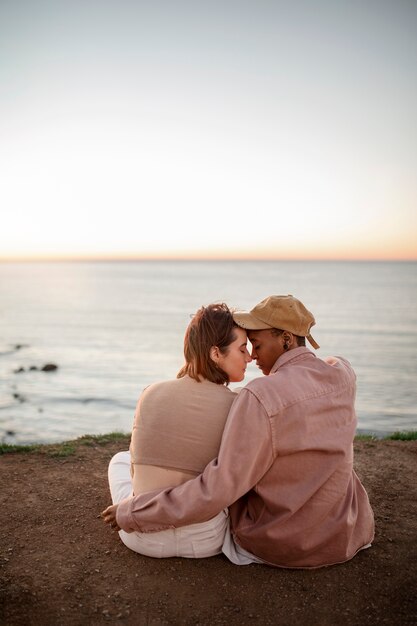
0, 431, 130, 456
2, 429, 415, 457
0, 443, 40, 455
78, 432, 129, 446
46, 443, 77, 457
385, 430, 417, 441
354, 434, 378, 441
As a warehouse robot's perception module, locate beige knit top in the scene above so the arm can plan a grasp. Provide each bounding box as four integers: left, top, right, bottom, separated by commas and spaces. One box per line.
130, 375, 237, 475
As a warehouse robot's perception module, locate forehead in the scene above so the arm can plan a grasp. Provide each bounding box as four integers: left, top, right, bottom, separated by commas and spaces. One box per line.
234, 326, 248, 341
247, 329, 272, 342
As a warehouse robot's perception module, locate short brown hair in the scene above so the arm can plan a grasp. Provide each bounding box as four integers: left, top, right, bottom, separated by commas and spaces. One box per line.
177, 303, 238, 384
270, 328, 305, 346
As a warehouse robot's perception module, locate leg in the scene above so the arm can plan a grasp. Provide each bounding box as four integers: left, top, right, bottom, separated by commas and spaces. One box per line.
222, 518, 265, 565
108, 450, 133, 504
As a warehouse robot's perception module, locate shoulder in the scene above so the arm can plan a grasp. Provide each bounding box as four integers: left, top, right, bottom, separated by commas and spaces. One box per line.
233, 377, 270, 407
142, 378, 176, 393
322, 355, 356, 382
244, 370, 280, 395
239, 352, 356, 414
142, 375, 204, 393
139, 378, 181, 403
275, 348, 355, 382
141, 376, 236, 403
196, 379, 238, 407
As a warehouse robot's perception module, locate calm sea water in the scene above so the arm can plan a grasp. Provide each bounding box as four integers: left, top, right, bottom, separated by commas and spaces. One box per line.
1, 260, 416, 444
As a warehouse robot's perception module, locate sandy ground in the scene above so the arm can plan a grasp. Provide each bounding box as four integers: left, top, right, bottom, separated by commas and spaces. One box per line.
1, 436, 416, 626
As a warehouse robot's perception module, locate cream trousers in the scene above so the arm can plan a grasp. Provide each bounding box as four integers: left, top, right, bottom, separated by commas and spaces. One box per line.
108, 451, 228, 559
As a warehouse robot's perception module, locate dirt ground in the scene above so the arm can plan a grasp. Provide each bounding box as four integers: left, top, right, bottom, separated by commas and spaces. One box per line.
1, 437, 416, 626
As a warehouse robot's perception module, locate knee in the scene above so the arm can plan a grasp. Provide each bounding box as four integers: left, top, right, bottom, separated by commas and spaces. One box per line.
109, 450, 130, 469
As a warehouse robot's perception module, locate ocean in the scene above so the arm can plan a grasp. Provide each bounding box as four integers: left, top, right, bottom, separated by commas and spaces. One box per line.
0, 260, 416, 445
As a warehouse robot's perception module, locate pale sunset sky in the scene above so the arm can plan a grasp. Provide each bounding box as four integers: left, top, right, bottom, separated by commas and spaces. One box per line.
1, 0, 416, 261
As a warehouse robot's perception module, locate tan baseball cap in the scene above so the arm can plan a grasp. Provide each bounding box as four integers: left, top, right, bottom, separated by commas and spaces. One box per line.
233, 295, 320, 349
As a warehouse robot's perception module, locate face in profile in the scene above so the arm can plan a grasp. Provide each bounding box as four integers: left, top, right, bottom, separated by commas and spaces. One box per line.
216, 327, 252, 383
248, 329, 285, 375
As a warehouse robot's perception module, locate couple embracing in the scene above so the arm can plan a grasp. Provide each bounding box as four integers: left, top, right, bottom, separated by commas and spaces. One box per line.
102, 295, 374, 569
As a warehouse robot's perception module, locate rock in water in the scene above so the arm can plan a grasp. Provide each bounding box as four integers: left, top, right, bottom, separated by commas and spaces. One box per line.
41, 363, 58, 372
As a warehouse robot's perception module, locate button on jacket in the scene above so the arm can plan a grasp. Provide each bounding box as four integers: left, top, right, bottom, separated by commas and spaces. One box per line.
117, 347, 375, 568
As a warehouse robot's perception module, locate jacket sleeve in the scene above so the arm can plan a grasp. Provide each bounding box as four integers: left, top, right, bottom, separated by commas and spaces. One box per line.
116, 388, 274, 533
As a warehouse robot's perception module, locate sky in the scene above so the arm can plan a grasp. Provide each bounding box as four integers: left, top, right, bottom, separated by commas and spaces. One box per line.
1, 0, 416, 261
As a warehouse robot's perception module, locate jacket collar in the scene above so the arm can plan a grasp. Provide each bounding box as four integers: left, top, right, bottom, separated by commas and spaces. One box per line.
270, 346, 315, 375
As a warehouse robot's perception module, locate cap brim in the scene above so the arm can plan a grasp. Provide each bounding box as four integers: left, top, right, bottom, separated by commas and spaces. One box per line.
232, 311, 273, 330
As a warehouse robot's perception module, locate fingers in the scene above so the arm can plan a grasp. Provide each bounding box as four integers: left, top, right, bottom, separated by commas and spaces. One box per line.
100, 506, 120, 531
101, 504, 113, 516
100, 509, 110, 522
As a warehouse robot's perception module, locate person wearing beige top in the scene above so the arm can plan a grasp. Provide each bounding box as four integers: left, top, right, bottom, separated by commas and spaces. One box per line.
105, 303, 251, 558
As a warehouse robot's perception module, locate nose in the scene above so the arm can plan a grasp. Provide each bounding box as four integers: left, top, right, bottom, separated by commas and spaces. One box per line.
245, 349, 252, 363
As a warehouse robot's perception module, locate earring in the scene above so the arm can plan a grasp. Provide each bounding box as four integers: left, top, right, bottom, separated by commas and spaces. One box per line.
283, 342, 289, 351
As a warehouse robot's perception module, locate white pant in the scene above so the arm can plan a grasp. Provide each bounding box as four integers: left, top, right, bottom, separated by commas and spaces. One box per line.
108, 451, 228, 559
222, 519, 266, 565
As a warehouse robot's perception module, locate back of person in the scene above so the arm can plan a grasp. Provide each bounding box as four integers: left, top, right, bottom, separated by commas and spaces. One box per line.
104, 302, 251, 559
130, 375, 236, 494
229, 348, 374, 568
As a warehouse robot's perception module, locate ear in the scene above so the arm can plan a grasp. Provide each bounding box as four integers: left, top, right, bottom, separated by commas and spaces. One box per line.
282, 332, 295, 348
210, 346, 220, 363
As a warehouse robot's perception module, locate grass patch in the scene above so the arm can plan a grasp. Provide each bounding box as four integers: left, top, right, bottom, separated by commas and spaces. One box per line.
78, 432, 129, 446
0, 431, 130, 456
5, 430, 413, 458
46, 442, 77, 457
355, 431, 417, 442
385, 430, 417, 441
0, 443, 40, 455
355, 434, 378, 442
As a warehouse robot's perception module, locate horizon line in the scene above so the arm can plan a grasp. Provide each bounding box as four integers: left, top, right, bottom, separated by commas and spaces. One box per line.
1, 255, 416, 263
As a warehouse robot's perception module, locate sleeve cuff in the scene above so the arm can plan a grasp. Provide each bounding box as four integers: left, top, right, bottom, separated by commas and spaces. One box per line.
116, 495, 177, 534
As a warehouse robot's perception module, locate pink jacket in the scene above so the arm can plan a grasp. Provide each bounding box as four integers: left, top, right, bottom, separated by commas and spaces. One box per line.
117, 347, 375, 568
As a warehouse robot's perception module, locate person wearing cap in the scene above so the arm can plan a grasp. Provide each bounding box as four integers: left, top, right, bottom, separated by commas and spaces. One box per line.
102, 295, 375, 569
